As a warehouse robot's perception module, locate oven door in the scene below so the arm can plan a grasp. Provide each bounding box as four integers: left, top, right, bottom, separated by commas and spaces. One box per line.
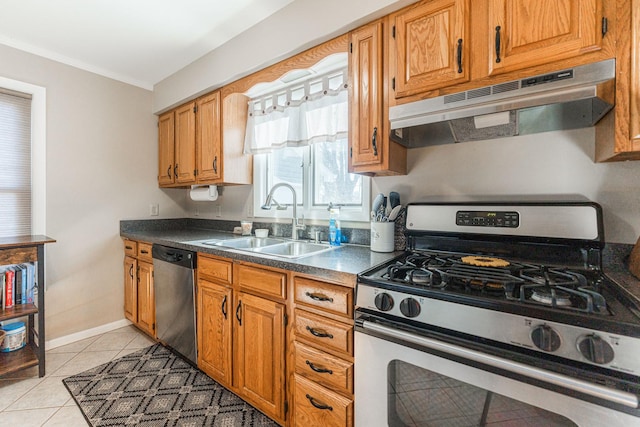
355, 312, 640, 427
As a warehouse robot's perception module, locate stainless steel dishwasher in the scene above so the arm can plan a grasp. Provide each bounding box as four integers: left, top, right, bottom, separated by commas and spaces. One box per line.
152, 244, 197, 364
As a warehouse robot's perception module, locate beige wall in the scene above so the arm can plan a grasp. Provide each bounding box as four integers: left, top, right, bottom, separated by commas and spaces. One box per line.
0, 43, 187, 340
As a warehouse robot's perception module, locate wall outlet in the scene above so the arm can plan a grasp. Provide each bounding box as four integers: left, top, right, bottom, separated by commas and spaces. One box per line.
215, 205, 222, 217
149, 203, 159, 216
194, 208, 199, 217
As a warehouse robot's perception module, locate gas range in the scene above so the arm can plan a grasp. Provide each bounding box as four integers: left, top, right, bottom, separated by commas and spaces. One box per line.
357, 202, 640, 382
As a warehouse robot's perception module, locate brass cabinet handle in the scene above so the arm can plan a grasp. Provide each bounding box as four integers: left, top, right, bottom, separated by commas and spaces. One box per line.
306, 360, 333, 374
305, 292, 333, 303
306, 326, 333, 339
495, 26, 502, 63
306, 394, 333, 411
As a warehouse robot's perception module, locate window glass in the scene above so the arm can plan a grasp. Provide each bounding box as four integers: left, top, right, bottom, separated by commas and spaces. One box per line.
268, 146, 304, 205
312, 139, 362, 206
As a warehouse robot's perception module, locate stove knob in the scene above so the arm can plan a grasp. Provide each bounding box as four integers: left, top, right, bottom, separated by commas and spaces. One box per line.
577, 334, 614, 365
400, 298, 421, 318
374, 293, 394, 311
531, 325, 561, 352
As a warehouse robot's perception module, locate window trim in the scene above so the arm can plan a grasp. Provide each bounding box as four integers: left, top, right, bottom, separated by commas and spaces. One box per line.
0, 76, 46, 235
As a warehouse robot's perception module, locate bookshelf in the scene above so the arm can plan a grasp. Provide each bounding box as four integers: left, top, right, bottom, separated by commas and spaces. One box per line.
0, 235, 55, 378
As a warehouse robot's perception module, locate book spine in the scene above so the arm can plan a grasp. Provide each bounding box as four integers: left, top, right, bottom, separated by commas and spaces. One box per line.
5, 270, 14, 309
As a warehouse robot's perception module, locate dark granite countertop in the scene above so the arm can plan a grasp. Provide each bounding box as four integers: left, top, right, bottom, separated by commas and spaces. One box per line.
120, 219, 401, 285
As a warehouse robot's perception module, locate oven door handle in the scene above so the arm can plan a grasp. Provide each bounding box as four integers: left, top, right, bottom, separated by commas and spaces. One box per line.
361, 320, 639, 409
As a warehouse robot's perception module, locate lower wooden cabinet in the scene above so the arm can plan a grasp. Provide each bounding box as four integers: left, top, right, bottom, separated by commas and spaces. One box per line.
292, 374, 353, 427
234, 291, 286, 421
197, 278, 232, 385
122, 239, 156, 338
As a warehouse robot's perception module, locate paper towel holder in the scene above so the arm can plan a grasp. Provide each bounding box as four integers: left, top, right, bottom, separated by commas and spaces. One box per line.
189, 185, 223, 201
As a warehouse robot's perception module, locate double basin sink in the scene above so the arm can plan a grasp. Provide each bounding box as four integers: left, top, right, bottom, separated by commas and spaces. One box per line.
188, 236, 336, 259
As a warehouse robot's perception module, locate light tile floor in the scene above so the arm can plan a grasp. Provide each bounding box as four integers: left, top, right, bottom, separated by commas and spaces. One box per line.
0, 325, 156, 427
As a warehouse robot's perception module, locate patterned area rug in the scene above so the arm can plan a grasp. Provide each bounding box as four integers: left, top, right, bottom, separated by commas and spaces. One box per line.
63, 344, 278, 426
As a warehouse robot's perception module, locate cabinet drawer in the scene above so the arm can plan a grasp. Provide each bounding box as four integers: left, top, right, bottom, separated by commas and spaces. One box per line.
294, 276, 353, 319
123, 239, 137, 257
198, 255, 232, 285
294, 309, 353, 356
236, 264, 286, 300
137, 242, 153, 262
293, 374, 353, 427
295, 342, 353, 395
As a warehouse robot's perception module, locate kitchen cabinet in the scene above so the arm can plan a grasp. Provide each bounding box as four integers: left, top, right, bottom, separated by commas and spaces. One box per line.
234, 291, 286, 421
0, 236, 54, 378
196, 255, 287, 425
390, 0, 470, 98
158, 91, 251, 187
486, 0, 604, 76
157, 111, 175, 186
122, 239, 155, 338
290, 274, 355, 427
388, 0, 611, 102
197, 255, 233, 386
595, 0, 640, 161
349, 20, 407, 176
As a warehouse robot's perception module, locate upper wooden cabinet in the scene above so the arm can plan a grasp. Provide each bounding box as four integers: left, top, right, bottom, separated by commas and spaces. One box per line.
487, 0, 604, 76
175, 102, 197, 184
391, 0, 471, 98
157, 91, 251, 187
349, 20, 406, 176
157, 111, 175, 186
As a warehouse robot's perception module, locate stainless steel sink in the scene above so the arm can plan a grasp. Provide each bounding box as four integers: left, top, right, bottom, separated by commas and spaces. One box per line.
185, 237, 336, 259
214, 237, 285, 249
253, 241, 335, 259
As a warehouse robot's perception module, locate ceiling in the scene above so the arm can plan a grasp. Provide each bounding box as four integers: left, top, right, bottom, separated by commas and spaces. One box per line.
0, 0, 295, 90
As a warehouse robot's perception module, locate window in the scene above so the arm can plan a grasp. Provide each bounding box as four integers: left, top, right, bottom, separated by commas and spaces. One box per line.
0, 77, 46, 237
246, 59, 370, 222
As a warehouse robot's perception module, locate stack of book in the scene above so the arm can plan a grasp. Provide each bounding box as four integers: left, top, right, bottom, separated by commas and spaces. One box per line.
1, 262, 37, 309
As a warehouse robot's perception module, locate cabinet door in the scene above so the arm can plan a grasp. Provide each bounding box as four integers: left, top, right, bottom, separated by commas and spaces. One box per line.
197, 279, 232, 386
392, 0, 470, 98
174, 102, 197, 185
234, 292, 285, 422
349, 21, 384, 170
487, 0, 602, 76
196, 92, 222, 183
124, 256, 137, 323
137, 261, 155, 337
158, 111, 175, 186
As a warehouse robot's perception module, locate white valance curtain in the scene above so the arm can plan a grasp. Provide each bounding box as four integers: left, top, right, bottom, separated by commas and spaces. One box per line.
244, 69, 348, 154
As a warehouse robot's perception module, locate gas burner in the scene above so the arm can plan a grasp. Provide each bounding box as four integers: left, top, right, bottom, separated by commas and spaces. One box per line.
407, 268, 432, 285
530, 288, 574, 307
435, 264, 524, 293
520, 267, 586, 288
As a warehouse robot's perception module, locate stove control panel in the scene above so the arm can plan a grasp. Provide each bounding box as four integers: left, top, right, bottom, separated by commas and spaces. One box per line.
456, 210, 519, 228
356, 285, 640, 376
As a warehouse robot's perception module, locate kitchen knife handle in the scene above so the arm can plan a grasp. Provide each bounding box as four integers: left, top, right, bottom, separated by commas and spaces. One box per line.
372, 127, 378, 156
495, 26, 502, 63
457, 39, 463, 73
236, 300, 242, 325
221, 295, 227, 319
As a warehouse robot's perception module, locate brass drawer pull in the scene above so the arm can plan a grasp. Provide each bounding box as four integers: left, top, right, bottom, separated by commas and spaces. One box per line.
306, 394, 333, 411
306, 360, 333, 374
305, 292, 333, 303
306, 326, 333, 339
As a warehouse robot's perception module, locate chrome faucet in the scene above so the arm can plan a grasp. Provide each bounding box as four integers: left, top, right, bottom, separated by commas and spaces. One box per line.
261, 183, 305, 240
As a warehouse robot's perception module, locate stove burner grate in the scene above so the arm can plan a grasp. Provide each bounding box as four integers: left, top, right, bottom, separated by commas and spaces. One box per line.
434, 264, 525, 293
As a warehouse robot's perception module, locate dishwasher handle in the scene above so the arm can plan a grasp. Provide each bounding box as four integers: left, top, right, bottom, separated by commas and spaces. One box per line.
152, 244, 196, 269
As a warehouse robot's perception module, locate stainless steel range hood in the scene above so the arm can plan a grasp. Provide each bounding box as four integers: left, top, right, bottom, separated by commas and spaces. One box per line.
389, 59, 615, 147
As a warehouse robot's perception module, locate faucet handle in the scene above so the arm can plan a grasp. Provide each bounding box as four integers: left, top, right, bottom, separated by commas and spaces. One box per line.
295, 214, 305, 229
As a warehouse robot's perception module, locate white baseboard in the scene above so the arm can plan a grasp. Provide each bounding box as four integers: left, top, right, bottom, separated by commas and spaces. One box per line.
46, 319, 133, 350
